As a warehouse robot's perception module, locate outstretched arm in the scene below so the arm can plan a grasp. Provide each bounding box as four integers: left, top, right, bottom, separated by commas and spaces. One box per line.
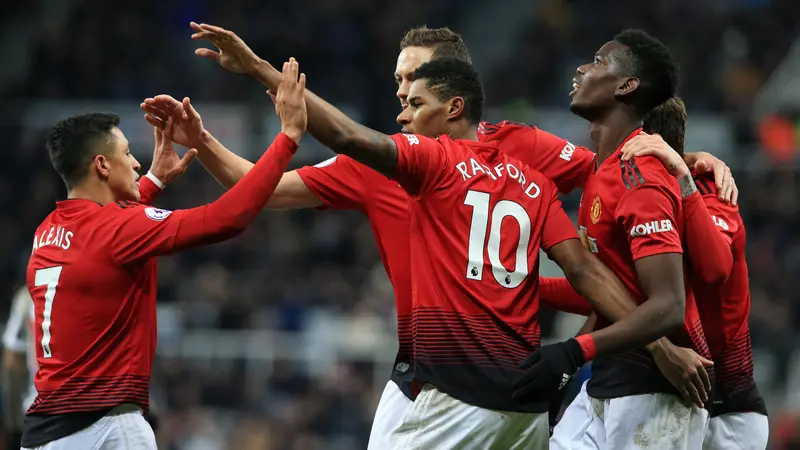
190, 24, 398, 176
141, 96, 323, 210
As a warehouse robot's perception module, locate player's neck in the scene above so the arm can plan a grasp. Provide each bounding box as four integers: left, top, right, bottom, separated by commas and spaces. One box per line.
589, 109, 642, 164
449, 123, 478, 141
67, 180, 116, 206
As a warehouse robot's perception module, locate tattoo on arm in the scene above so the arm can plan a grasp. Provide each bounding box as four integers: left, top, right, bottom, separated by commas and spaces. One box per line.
677, 173, 697, 199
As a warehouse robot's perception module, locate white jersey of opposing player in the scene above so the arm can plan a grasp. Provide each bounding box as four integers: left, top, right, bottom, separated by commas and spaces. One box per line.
2, 286, 37, 412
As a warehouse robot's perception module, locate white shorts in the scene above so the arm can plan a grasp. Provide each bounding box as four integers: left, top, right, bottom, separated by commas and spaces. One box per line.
389, 384, 549, 450
368, 381, 413, 450
703, 412, 769, 450
552, 381, 709, 450
22, 409, 156, 450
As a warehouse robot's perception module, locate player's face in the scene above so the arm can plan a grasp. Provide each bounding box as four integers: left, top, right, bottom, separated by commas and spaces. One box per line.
569, 40, 631, 120
395, 46, 434, 113
105, 128, 142, 202
398, 79, 452, 138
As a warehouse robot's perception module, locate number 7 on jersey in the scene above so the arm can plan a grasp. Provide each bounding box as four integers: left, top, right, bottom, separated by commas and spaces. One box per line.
34, 266, 62, 358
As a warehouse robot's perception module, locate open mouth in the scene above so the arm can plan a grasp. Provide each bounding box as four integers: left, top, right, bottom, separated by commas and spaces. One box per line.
569, 79, 580, 97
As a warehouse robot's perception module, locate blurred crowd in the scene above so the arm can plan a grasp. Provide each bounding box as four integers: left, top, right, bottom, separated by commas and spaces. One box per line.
2, 0, 799, 448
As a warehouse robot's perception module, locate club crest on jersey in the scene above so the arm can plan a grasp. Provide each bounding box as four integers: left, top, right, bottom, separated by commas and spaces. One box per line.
144, 207, 172, 222
590, 195, 602, 224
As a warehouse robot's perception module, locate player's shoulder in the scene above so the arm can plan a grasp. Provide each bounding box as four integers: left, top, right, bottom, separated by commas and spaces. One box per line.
690, 171, 720, 197
478, 120, 540, 144
614, 154, 677, 191
103, 201, 173, 222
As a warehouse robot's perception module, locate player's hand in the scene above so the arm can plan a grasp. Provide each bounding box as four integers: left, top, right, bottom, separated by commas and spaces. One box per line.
141, 95, 207, 150
512, 339, 584, 403
148, 117, 198, 185
275, 58, 307, 144
686, 152, 738, 205
621, 132, 691, 178
650, 340, 713, 408
191, 22, 262, 75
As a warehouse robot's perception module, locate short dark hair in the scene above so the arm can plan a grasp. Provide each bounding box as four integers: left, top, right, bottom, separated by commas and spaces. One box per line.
613, 29, 680, 115
643, 97, 687, 156
400, 26, 472, 64
46, 113, 121, 188
412, 58, 484, 125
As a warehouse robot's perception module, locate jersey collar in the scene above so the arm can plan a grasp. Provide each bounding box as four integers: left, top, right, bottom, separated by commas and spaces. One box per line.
56, 198, 104, 210
596, 127, 643, 172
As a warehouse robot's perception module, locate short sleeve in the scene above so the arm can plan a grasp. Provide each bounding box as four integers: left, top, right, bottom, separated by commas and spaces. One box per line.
701, 196, 740, 246
391, 133, 448, 197
3, 288, 32, 352
616, 184, 683, 260
107, 203, 187, 265
295, 155, 368, 211
522, 129, 596, 194
478, 121, 596, 193
540, 182, 579, 250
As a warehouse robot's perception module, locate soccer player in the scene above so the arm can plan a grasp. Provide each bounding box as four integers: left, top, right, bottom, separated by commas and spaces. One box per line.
139, 22, 737, 448
519, 30, 713, 450
2, 287, 36, 448
622, 99, 769, 450
21, 61, 306, 450
251, 54, 692, 447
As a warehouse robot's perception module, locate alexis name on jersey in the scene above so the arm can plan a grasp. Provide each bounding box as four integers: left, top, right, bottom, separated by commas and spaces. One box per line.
454, 157, 541, 199
32, 225, 73, 252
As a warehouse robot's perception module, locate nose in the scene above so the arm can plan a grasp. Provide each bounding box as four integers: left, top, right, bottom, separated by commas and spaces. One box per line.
131, 156, 141, 172
396, 107, 412, 127
396, 83, 410, 109
576, 64, 589, 76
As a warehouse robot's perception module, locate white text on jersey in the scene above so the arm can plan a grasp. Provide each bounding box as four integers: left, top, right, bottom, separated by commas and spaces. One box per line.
629, 220, 674, 237
559, 142, 576, 161
712, 215, 729, 230
32, 226, 73, 252
455, 158, 540, 199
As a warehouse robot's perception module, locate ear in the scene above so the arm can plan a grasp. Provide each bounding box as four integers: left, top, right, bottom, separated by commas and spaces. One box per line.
447, 96, 466, 122
93, 154, 111, 179
616, 77, 640, 97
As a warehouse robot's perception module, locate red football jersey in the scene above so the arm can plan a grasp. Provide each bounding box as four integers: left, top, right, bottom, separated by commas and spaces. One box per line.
689, 173, 765, 415
577, 128, 711, 399
477, 121, 596, 193
24, 134, 296, 420
295, 121, 595, 400
389, 132, 577, 412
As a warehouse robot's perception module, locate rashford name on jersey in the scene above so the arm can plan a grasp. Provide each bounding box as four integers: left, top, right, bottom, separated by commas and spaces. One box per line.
454, 156, 541, 199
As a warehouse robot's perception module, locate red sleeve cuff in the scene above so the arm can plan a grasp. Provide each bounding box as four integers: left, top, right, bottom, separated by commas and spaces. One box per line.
276, 132, 300, 153
575, 334, 597, 361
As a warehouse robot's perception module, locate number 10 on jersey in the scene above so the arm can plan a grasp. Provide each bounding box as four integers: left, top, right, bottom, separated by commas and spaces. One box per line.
464, 190, 532, 289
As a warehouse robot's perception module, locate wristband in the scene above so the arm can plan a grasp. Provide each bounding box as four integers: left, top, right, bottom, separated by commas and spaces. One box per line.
575, 334, 597, 361
144, 171, 166, 190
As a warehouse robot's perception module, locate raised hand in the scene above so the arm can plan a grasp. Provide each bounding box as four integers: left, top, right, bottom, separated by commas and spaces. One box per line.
650, 340, 713, 408
190, 22, 262, 75
275, 58, 307, 144
141, 95, 206, 150
148, 117, 198, 185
